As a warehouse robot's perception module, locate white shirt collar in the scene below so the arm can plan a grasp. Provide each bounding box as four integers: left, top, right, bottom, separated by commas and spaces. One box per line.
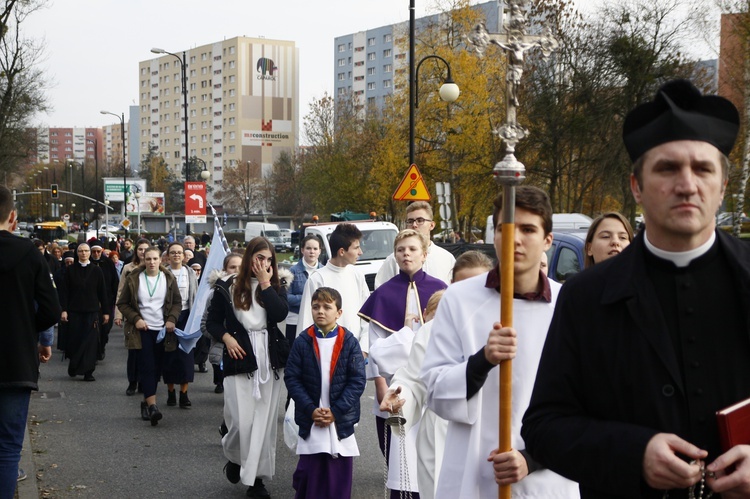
644, 230, 716, 268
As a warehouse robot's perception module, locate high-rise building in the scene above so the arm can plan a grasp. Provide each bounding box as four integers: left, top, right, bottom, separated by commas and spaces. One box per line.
139, 36, 299, 203
333, 1, 501, 112
33, 127, 103, 165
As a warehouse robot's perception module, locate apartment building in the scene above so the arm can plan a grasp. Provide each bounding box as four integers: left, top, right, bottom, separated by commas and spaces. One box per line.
333, 1, 501, 112
139, 36, 299, 202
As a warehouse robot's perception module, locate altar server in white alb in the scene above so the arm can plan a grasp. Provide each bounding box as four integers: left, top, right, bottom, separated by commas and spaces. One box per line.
374, 201, 455, 288
421, 186, 579, 499
296, 224, 370, 353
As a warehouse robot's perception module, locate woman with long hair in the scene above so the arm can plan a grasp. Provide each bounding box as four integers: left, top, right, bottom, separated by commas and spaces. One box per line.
115, 238, 152, 396
206, 237, 289, 499
583, 212, 634, 269
117, 246, 182, 426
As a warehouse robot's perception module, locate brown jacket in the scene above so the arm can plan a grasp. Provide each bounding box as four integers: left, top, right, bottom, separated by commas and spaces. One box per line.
116, 265, 182, 350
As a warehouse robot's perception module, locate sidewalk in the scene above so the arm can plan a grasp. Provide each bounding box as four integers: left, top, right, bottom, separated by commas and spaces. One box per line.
15, 422, 38, 499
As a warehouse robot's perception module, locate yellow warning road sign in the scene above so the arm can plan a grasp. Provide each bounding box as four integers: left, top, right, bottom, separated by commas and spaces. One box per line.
393, 164, 430, 201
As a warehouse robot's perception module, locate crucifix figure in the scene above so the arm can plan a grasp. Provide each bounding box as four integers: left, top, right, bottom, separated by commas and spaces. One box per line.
467, 0, 558, 161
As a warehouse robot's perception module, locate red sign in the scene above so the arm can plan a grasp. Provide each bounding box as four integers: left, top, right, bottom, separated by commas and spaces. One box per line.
185, 182, 206, 222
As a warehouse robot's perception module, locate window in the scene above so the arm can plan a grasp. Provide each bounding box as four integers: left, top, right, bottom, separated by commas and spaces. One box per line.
367, 67, 375, 76
228, 103, 235, 111
355, 46, 364, 53
338, 58, 345, 67
396, 53, 406, 60
228, 75, 236, 83
141, 67, 147, 75
229, 46, 235, 55
367, 52, 375, 61
229, 117, 235, 125
338, 73, 345, 81
228, 145, 235, 153
190, 69, 197, 77
368, 37, 375, 46
348, 42, 352, 50
355, 76, 364, 81
383, 64, 392, 73
368, 97, 376, 106
354, 61, 364, 67
228, 89, 235, 97
384, 34, 392, 43
201, 67, 207, 75
229, 61, 235, 69
383, 79, 392, 88
383, 49, 392, 58
338, 87, 346, 96
229, 131, 236, 139
553, 246, 581, 283
201, 53, 207, 61
338, 43, 345, 52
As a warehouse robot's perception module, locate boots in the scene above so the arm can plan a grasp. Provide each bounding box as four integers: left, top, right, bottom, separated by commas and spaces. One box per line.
167, 389, 176, 406
140, 401, 149, 421
179, 391, 191, 408
148, 404, 162, 426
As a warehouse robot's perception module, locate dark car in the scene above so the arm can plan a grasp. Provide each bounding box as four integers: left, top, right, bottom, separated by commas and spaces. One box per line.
546, 231, 586, 283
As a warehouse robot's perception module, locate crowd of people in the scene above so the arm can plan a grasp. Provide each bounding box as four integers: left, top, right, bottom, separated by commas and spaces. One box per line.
2, 78, 750, 499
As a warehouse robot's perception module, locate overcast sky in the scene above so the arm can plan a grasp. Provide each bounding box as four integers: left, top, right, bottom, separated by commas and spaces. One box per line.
26, 0, 716, 130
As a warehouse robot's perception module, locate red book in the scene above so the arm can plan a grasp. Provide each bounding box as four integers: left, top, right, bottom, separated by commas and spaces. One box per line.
716, 396, 750, 453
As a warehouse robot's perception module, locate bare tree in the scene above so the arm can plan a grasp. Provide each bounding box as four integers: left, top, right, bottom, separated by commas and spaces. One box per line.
0, 0, 49, 175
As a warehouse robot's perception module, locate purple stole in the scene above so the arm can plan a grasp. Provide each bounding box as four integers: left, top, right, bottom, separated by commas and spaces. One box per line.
358, 269, 447, 333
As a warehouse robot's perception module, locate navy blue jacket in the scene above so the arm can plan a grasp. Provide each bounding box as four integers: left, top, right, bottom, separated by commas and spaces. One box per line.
284, 325, 366, 440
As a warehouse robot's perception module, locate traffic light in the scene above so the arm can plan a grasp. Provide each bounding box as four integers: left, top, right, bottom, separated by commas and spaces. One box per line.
51, 184, 59, 199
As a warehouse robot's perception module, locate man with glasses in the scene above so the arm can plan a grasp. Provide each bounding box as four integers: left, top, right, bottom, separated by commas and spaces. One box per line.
375, 201, 455, 288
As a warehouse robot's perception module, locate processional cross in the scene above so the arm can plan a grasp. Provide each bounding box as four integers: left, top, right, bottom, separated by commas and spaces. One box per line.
465, 2, 558, 498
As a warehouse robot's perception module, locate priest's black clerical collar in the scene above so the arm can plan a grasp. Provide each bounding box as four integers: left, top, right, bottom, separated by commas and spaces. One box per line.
485, 264, 551, 302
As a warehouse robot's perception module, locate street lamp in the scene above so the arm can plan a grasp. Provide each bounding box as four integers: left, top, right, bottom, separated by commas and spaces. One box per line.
88, 207, 94, 234
151, 47, 189, 182
100, 110, 127, 233
408, 0, 460, 167
410, 54, 460, 166
194, 157, 210, 181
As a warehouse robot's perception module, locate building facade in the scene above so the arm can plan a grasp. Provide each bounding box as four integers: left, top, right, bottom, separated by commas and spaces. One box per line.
333, 1, 501, 112
33, 127, 103, 165
138, 36, 299, 202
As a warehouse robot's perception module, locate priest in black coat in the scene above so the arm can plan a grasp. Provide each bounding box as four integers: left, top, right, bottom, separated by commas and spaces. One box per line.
522, 80, 750, 498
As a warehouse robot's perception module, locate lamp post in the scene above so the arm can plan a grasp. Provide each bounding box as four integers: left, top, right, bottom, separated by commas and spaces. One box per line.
151, 48, 189, 182
104, 198, 110, 238
134, 191, 141, 237
410, 54, 460, 166
100, 110, 127, 233
194, 157, 211, 181
88, 207, 94, 234
87, 138, 99, 230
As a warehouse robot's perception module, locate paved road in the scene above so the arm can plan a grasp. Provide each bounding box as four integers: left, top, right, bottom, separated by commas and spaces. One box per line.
24, 325, 387, 498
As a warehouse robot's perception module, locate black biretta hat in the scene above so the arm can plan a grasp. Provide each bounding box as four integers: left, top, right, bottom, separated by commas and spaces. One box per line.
622, 79, 740, 162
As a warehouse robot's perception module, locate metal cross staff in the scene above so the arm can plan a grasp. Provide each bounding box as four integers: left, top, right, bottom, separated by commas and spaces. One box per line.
466, 2, 558, 498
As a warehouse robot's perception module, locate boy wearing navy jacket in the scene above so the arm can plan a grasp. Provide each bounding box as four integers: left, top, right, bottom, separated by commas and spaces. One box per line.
284, 287, 366, 499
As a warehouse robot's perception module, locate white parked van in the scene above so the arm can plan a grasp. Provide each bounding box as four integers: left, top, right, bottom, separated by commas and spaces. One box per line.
303, 220, 399, 291
244, 222, 280, 243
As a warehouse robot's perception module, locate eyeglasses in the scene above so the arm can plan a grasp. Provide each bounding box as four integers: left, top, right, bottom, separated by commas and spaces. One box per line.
406, 217, 432, 226
169, 251, 184, 255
